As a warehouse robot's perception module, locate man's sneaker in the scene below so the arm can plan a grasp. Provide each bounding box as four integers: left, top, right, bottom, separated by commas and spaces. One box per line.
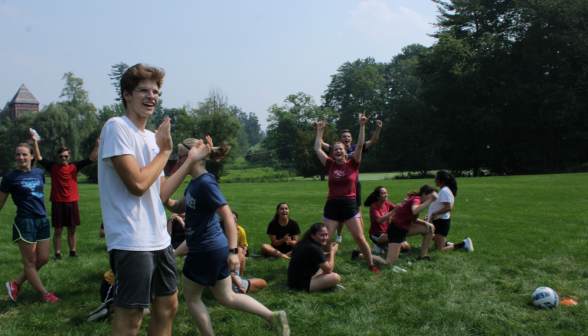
69, 251, 78, 257
463, 237, 474, 252
368, 265, 381, 274
445, 241, 454, 247
6, 281, 20, 302
270, 310, 290, 336
88, 303, 109, 322
333, 284, 345, 291
374, 245, 384, 254
335, 236, 342, 243
351, 248, 361, 261
41, 292, 61, 303
54, 254, 62, 261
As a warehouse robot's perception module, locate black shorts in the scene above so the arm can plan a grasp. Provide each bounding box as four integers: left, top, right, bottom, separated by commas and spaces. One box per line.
109, 245, 178, 310
288, 277, 311, 293
432, 218, 451, 237
323, 199, 360, 222
183, 247, 231, 287
370, 233, 385, 245
387, 223, 409, 244
355, 181, 362, 208
51, 201, 81, 228
276, 243, 293, 254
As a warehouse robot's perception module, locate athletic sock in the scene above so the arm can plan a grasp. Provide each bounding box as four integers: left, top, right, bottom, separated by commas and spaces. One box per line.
453, 241, 466, 250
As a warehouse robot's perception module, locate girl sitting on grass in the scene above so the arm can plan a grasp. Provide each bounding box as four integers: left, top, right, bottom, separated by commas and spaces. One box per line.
1, 143, 60, 303
364, 186, 410, 255
287, 223, 342, 292
260, 203, 301, 259
354, 185, 437, 265
427, 170, 473, 252
161, 136, 289, 336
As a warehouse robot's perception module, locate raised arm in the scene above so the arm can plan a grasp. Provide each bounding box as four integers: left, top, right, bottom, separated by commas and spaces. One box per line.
412, 192, 438, 215
353, 111, 369, 163
314, 117, 328, 166
312, 121, 331, 152
89, 136, 100, 161
112, 118, 173, 197
29, 130, 42, 161
365, 120, 382, 149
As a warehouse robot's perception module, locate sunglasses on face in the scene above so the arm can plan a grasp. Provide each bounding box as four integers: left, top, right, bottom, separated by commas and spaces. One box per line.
59, 155, 69, 159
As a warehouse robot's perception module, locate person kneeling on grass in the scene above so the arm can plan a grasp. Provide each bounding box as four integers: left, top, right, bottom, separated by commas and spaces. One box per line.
89, 270, 150, 322
161, 136, 290, 336
287, 223, 342, 293
364, 186, 410, 255
260, 203, 301, 260
353, 185, 437, 266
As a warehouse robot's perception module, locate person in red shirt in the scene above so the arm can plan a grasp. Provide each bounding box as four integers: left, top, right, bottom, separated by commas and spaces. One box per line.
364, 186, 410, 255
356, 185, 437, 266
30, 130, 100, 259
314, 111, 380, 274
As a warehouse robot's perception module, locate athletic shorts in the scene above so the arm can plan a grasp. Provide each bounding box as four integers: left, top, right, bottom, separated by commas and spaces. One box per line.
387, 223, 409, 244
13, 216, 51, 243
109, 245, 178, 310
370, 233, 385, 245
288, 277, 312, 293
231, 273, 251, 294
183, 247, 231, 287
355, 181, 362, 208
432, 218, 451, 237
323, 199, 360, 222
51, 201, 81, 228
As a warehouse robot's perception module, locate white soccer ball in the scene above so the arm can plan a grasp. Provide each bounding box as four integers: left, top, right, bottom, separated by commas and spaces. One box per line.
532, 287, 559, 309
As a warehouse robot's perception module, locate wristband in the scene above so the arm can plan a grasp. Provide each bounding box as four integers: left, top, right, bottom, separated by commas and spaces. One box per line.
228, 248, 239, 254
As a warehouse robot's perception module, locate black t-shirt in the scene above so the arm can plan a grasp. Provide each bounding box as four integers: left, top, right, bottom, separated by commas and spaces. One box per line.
287, 241, 327, 286
170, 219, 185, 246
266, 219, 301, 253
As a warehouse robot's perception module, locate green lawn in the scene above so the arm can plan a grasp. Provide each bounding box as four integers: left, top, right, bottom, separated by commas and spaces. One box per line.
0, 174, 587, 335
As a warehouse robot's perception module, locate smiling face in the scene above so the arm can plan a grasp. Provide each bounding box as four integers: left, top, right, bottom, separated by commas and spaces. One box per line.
339, 132, 352, 147
15, 146, 32, 170
58, 151, 70, 166
277, 204, 289, 220
123, 79, 159, 119
311, 227, 329, 246
332, 143, 347, 162
378, 188, 388, 203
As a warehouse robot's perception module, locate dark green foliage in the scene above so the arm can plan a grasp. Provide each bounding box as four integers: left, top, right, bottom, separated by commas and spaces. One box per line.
108, 62, 129, 101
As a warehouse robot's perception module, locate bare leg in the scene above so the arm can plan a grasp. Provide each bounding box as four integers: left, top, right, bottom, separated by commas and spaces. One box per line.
67, 226, 76, 253
345, 217, 374, 266
407, 224, 433, 258
111, 306, 143, 336
323, 220, 340, 253
309, 273, 340, 292
336, 221, 344, 237
53, 227, 63, 255
260, 244, 290, 259
15, 239, 50, 295
182, 275, 214, 336
433, 234, 455, 252
147, 293, 178, 336
247, 279, 267, 293
371, 243, 402, 265
377, 234, 389, 248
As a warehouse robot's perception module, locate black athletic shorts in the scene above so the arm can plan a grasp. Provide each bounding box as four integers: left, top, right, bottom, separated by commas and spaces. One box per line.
323, 199, 360, 222
288, 277, 312, 293
432, 218, 451, 237
109, 245, 178, 310
355, 181, 362, 208
387, 223, 409, 244
183, 247, 231, 287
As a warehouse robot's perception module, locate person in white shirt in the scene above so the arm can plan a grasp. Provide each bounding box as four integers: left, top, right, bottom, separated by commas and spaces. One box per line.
98, 63, 177, 336
427, 170, 473, 252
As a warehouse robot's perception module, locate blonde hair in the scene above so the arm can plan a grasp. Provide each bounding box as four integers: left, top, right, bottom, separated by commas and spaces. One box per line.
182, 138, 230, 162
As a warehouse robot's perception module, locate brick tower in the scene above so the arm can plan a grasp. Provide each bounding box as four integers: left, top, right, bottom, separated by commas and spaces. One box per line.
1, 84, 40, 120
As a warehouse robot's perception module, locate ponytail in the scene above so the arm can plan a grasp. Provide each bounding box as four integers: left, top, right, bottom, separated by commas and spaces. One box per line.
209, 142, 231, 161
436, 170, 458, 196
292, 222, 326, 254
364, 186, 385, 207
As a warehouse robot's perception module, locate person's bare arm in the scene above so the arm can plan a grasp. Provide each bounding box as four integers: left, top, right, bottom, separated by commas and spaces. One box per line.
89, 137, 100, 161
288, 234, 299, 246
412, 193, 438, 215
163, 196, 186, 214
314, 117, 328, 166
111, 118, 173, 197
353, 111, 369, 163
318, 242, 338, 274
218, 204, 239, 271
365, 120, 382, 149
269, 234, 290, 247
431, 202, 453, 217
173, 240, 188, 256
99, 228, 105, 238
312, 121, 331, 152
0, 191, 9, 212
29, 130, 42, 161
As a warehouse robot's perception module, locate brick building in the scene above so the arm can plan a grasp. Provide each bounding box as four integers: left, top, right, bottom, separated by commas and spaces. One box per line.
1, 84, 40, 120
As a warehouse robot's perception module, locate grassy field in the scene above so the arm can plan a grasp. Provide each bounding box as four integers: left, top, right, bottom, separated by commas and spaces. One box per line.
0, 173, 587, 335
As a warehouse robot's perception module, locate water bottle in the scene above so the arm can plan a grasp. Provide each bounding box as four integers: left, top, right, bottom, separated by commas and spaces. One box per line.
393, 266, 407, 273
29, 128, 41, 140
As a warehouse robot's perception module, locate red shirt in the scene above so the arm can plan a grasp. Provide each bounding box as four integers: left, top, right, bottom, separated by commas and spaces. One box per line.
38, 158, 93, 202
325, 156, 360, 200
391, 195, 421, 230
369, 201, 395, 236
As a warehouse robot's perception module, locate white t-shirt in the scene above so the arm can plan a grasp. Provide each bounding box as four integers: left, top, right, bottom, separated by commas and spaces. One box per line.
427, 186, 454, 221
98, 116, 169, 251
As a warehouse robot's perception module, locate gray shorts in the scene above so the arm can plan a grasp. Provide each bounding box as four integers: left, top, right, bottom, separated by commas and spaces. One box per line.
109, 245, 178, 309
231, 273, 250, 294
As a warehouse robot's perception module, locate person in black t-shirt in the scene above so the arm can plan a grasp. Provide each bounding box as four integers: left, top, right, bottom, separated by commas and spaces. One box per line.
287, 223, 341, 292
167, 213, 185, 249
260, 203, 301, 259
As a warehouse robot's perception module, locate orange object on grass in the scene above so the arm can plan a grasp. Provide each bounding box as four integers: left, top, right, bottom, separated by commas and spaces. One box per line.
560, 299, 578, 306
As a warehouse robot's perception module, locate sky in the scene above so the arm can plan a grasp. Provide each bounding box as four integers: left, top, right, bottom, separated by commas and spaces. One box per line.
0, 0, 441, 130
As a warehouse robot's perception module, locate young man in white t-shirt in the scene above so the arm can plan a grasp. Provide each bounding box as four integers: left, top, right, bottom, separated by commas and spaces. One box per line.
98, 63, 177, 336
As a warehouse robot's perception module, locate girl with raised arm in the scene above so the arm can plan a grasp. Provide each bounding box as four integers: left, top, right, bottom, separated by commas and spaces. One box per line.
314, 111, 380, 274
160, 137, 290, 336
1, 143, 60, 303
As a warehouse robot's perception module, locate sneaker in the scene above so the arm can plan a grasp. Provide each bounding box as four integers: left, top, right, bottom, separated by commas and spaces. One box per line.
368, 265, 381, 274
6, 281, 20, 302
54, 254, 62, 261
270, 310, 290, 336
336, 236, 342, 243
88, 303, 109, 322
69, 251, 78, 257
445, 241, 454, 247
463, 237, 474, 252
417, 256, 431, 261
333, 284, 345, 291
374, 245, 384, 254
41, 292, 61, 303
351, 248, 361, 261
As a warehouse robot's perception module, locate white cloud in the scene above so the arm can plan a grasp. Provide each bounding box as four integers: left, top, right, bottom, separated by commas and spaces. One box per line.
349, 0, 430, 39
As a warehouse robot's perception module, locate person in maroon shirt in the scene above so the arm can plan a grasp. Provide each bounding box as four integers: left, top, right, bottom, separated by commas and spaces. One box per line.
355, 185, 437, 266
364, 186, 410, 255
314, 111, 380, 274
30, 130, 100, 259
